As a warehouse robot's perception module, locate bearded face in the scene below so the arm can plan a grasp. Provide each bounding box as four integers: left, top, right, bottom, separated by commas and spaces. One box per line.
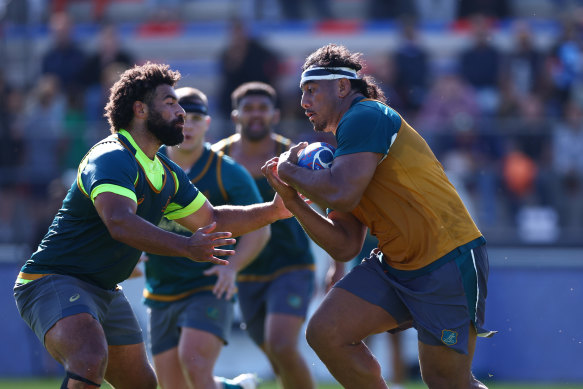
146, 103, 184, 146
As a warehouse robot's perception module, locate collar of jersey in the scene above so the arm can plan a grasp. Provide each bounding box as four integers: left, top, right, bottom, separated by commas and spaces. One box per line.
119, 129, 164, 190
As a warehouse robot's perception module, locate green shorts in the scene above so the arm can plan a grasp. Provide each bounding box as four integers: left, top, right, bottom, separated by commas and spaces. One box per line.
237, 268, 314, 346
147, 291, 234, 355
14, 274, 142, 346
335, 242, 495, 354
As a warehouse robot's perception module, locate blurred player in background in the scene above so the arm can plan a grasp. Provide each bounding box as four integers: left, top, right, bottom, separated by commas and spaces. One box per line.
263, 44, 495, 389
213, 82, 316, 389
13, 63, 291, 389
140, 87, 269, 389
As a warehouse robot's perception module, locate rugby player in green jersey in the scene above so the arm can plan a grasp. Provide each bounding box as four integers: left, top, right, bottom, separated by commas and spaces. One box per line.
213, 82, 316, 389
141, 86, 268, 389
14, 63, 291, 389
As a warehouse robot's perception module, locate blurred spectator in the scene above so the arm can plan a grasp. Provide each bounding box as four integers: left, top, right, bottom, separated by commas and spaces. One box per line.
414, 0, 457, 23
82, 24, 134, 146
81, 24, 134, 89
217, 19, 281, 118
545, 17, 583, 116
497, 76, 522, 119
501, 149, 538, 217
415, 69, 480, 154
367, 0, 417, 20
392, 17, 429, 116
509, 94, 552, 168
500, 93, 552, 222
21, 74, 67, 196
61, 87, 88, 170
277, 0, 332, 20
456, 0, 510, 19
458, 14, 502, 114
0, 71, 24, 178
367, 53, 404, 113
85, 61, 132, 142
0, 187, 34, 245
416, 67, 505, 226
52, 0, 110, 21
41, 11, 86, 95
501, 20, 546, 98
551, 99, 583, 228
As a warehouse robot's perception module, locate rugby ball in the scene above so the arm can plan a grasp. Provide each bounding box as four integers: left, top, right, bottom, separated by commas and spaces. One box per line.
297, 142, 336, 170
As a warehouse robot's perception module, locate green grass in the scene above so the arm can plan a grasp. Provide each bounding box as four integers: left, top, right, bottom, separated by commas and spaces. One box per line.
0, 379, 582, 389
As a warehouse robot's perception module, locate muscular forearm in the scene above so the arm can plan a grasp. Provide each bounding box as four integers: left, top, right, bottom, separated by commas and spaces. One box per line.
284, 197, 359, 262
279, 162, 353, 211
106, 212, 192, 257
212, 201, 286, 237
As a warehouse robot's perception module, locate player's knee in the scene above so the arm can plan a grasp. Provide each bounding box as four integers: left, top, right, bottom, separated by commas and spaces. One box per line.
178, 352, 212, 378
65, 349, 108, 383
263, 336, 295, 360
305, 316, 333, 352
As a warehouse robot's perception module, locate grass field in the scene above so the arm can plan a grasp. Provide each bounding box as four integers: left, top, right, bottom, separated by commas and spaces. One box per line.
0, 379, 582, 389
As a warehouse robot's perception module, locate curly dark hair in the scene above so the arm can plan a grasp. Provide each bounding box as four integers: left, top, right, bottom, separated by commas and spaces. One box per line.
104, 62, 181, 133
231, 81, 277, 110
302, 44, 386, 103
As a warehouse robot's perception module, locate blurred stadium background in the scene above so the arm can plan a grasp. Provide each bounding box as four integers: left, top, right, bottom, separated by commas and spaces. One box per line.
1, 0, 583, 386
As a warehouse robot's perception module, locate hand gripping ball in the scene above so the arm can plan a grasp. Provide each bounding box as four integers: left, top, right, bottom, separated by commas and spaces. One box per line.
297, 142, 336, 170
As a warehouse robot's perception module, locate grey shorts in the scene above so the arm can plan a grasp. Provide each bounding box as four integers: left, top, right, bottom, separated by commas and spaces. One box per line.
147, 291, 234, 355
335, 245, 494, 354
14, 274, 142, 346
237, 269, 314, 346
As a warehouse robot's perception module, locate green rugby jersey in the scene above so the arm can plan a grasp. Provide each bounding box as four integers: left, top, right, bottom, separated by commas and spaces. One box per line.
213, 134, 315, 281
18, 130, 205, 290
143, 143, 263, 307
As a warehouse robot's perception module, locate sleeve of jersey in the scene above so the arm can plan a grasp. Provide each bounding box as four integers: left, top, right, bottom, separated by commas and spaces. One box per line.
163, 165, 207, 220
222, 158, 263, 206
335, 105, 401, 158
79, 145, 138, 203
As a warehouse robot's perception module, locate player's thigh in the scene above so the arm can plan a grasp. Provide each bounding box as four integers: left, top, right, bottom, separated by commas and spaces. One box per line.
178, 327, 224, 369
153, 347, 188, 389
307, 287, 399, 345
264, 312, 305, 349
45, 312, 108, 366
105, 342, 156, 389
417, 324, 477, 387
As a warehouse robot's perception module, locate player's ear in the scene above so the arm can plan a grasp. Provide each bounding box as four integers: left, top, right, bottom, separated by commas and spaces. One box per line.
133, 101, 147, 118
338, 78, 351, 98
231, 109, 239, 123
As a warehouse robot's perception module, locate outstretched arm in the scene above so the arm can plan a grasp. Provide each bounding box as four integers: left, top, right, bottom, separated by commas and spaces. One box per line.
175, 196, 291, 239
95, 192, 234, 265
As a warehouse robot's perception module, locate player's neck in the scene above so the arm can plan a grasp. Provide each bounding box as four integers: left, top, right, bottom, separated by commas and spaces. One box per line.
125, 125, 162, 160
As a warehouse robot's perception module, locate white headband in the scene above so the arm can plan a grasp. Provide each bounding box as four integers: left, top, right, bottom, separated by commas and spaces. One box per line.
300, 67, 359, 86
